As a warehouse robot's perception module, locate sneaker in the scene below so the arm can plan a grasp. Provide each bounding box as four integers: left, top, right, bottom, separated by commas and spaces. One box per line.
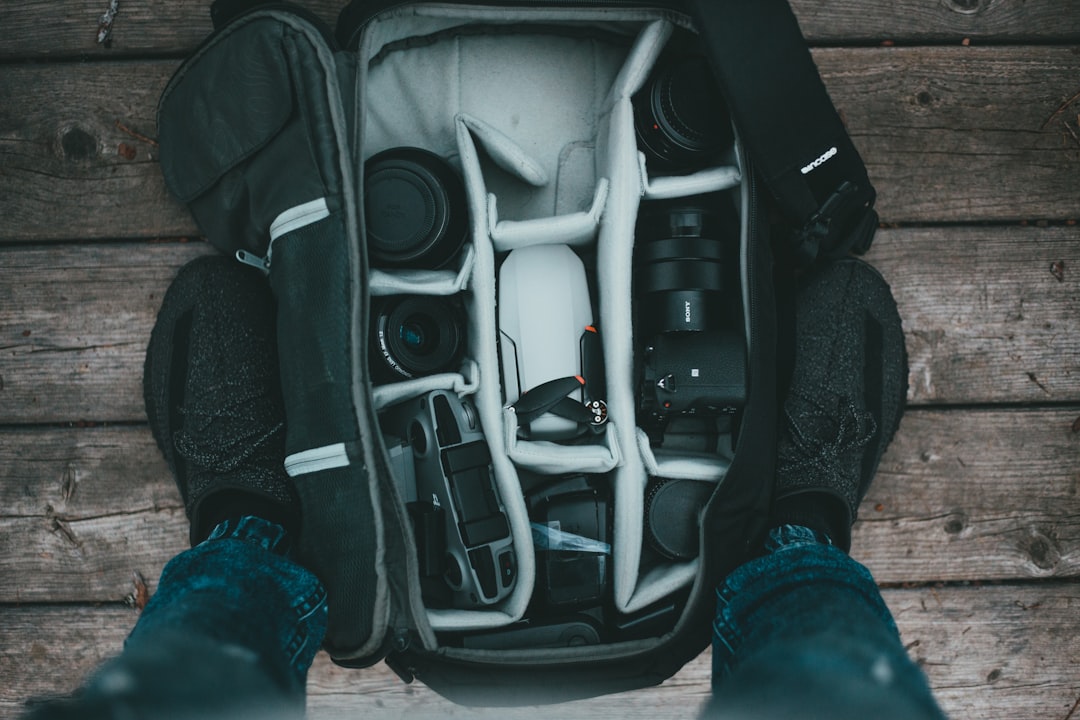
774, 257, 908, 551
144, 255, 298, 545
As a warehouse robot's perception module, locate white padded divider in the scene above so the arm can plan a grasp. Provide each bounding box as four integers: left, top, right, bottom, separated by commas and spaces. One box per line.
488, 180, 609, 252
372, 360, 481, 412
634, 560, 701, 609
639, 152, 742, 200
637, 428, 731, 482
368, 245, 475, 297
458, 113, 548, 187
604, 19, 672, 107
594, 91, 648, 611
503, 408, 621, 475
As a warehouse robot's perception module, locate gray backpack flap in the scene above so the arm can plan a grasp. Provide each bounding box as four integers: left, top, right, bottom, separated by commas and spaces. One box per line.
158, 8, 415, 665
157, 0, 876, 702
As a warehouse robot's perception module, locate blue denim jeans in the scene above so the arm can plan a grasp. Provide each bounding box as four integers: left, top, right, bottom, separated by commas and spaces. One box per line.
27, 522, 944, 719
23, 516, 326, 720
705, 525, 946, 719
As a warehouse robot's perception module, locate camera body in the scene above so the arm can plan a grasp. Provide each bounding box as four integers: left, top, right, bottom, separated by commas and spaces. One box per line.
638, 329, 745, 443
382, 390, 515, 609
634, 200, 746, 444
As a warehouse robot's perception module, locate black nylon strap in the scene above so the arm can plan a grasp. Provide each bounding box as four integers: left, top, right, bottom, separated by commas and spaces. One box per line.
683, 0, 878, 262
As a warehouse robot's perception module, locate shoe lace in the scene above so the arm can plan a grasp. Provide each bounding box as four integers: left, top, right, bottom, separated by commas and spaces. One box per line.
173, 375, 284, 473
778, 391, 877, 478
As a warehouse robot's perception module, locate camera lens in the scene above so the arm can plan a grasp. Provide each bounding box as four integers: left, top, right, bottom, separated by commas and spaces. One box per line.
633, 202, 736, 337
372, 295, 465, 380
633, 55, 733, 170
365, 147, 468, 269
644, 477, 713, 560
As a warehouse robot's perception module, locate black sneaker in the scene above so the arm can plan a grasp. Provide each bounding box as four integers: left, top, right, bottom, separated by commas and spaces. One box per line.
144, 255, 298, 545
774, 257, 908, 552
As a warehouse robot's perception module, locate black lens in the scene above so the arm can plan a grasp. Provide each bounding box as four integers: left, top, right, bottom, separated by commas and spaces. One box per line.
365, 147, 468, 269
633, 201, 736, 337
373, 296, 465, 380
400, 314, 437, 354
633, 55, 733, 170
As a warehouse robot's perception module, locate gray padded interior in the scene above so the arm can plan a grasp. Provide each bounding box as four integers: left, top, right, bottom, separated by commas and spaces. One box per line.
357, 7, 747, 637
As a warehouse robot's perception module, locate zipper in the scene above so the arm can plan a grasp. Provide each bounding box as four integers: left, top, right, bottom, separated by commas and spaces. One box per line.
235, 248, 270, 274
745, 168, 761, 364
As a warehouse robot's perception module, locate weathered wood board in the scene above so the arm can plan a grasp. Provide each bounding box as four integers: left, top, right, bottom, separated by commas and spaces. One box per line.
1, 0, 1078, 60
4, 47, 1080, 242
1, 4, 1078, 720
3, 583, 1077, 720
1, 226, 1075, 425
1, 406, 1077, 603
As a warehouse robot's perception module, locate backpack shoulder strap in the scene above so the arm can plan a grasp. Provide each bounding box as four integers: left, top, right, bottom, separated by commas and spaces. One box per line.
685, 0, 879, 264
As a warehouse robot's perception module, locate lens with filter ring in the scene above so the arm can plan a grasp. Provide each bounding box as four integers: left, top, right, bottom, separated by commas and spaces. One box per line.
373, 295, 465, 380
633, 55, 734, 170
365, 148, 468, 269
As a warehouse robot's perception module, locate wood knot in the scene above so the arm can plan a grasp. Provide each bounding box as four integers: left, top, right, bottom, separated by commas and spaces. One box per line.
916, 91, 934, 107
59, 126, 98, 162
944, 513, 966, 535
943, 0, 983, 14
1019, 529, 1061, 572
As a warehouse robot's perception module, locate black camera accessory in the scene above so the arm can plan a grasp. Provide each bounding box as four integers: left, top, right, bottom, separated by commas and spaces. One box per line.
683, 0, 878, 264
643, 477, 714, 561
512, 375, 607, 434
633, 202, 738, 339
371, 295, 465, 381
527, 474, 611, 611
382, 390, 515, 609
364, 147, 468, 269
639, 329, 746, 444
633, 54, 734, 171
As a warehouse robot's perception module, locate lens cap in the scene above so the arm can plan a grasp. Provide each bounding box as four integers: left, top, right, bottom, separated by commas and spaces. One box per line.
644, 477, 714, 560
365, 148, 468, 269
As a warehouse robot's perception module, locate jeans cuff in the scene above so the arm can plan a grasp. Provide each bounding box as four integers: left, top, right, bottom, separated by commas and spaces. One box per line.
206, 515, 291, 555
764, 523, 833, 553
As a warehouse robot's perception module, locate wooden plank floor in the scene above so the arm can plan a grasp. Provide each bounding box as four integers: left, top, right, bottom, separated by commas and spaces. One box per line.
2, 1, 1079, 718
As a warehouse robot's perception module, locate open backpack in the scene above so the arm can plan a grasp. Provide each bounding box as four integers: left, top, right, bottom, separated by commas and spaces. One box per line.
157, 0, 878, 705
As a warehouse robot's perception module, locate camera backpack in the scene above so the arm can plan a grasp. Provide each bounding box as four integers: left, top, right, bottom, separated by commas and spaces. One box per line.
157, 0, 878, 704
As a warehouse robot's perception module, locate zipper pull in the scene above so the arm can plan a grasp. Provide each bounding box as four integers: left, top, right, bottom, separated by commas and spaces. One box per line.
384, 629, 415, 684
235, 249, 270, 275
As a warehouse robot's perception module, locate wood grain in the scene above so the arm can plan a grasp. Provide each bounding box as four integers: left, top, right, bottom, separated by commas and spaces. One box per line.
1, 226, 1077, 425
0, 241, 213, 424
4, 47, 1080, 242
0, 0, 1077, 60
852, 406, 1080, 582
1, 407, 1077, 602
3, 583, 1077, 719
866, 226, 1080, 405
